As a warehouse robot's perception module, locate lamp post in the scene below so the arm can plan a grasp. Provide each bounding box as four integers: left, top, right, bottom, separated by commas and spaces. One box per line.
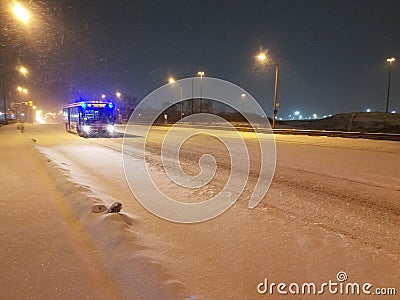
386, 57, 395, 113
197, 71, 204, 113
2, 4, 30, 124
115, 92, 123, 123
167, 77, 184, 120
256, 52, 279, 129
116, 91, 130, 121
17, 86, 29, 122
1, 66, 29, 125
180, 86, 183, 120
1, 75, 7, 125
241, 93, 246, 113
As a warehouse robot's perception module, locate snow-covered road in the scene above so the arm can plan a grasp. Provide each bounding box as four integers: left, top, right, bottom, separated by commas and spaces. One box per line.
28, 123, 399, 299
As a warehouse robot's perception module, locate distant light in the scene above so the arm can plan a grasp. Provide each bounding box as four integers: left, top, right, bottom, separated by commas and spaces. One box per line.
241, 93, 246, 98
22, 88, 28, 94
116, 92, 121, 98
391, 110, 396, 113
197, 71, 205, 77
168, 77, 175, 84
107, 124, 115, 132
13, 2, 30, 24
294, 111, 300, 116
17, 86, 22, 92
299, 115, 303, 119
312, 113, 317, 119
101, 94, 106, 99
366, 108, 371, 112
83, 125, 91, 133
387, 57, 396, 63
328, 114, 332, 117
257, 53, 267, 62
19, 66, 28, 75
323, 115, 327, 118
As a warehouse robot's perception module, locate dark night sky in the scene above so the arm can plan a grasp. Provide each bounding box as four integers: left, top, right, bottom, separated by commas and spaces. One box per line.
1, 0, 400, 117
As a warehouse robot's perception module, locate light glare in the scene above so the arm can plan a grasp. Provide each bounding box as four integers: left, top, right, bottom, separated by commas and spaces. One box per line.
257, 53, 267, 61
19, 66, 28, 75
13, 2, 30, 24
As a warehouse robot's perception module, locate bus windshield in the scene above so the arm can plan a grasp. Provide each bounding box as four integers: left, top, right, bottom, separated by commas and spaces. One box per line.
83, 108, 114, 124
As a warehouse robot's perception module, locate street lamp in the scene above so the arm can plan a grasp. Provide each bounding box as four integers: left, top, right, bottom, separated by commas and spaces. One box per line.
101, 94, 106, 99
17, 86, 28, 94
1, 67, 29, 125
385, 57, 395, 113
241, 93, 246, 113
19, 66, 28, 75
16, 86, 29, 122
256, 52, 279, 129
12, 2, 30, 24
116, 91, 129, 120
167, 77, 184, 119
197, 71, 205, 112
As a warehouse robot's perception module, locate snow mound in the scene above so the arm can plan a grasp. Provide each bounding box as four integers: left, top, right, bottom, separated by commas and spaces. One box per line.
278, 112, 400, 133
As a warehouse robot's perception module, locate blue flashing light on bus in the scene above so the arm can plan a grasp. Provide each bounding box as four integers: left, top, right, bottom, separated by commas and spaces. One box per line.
108, 102, 114, 109
80, 102, 87, 109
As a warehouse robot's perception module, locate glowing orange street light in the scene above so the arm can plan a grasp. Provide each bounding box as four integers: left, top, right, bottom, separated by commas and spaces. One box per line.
257, 53, 267, 62
19, 66, 28, 75
17, 86, 28, 94
12, 2, 30, 24
168, 77, 176, 84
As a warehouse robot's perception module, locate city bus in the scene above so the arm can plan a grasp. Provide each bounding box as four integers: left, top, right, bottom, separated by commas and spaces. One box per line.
62, 100, 116, 137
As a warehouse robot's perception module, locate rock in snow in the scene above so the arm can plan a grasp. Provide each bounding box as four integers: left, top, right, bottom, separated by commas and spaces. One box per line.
107, 202, 123, 213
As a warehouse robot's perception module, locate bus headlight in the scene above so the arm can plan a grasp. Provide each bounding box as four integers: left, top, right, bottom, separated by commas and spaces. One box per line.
83, 125, 91, 133
107, 124, 115, 132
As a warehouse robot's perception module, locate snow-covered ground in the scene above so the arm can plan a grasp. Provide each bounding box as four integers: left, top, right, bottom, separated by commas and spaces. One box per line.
6, 123, 400, 299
